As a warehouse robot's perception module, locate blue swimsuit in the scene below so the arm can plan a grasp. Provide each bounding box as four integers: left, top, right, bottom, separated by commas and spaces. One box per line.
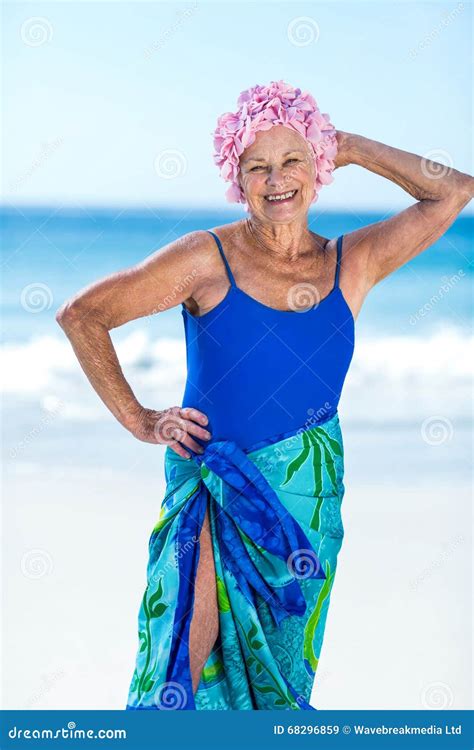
181, 231, 355, 448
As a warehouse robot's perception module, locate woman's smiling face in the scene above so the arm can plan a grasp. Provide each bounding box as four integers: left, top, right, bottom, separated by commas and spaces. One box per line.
238, 125, 316, 222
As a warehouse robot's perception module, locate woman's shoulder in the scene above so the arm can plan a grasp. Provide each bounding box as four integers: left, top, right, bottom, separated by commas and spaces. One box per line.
179, 220, 244, 255
205, 219, 246, 244
177, 224, 243, 316
177, 221, 247, 272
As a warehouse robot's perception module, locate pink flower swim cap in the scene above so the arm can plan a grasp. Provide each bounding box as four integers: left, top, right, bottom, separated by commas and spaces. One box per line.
212, 80, 338, 207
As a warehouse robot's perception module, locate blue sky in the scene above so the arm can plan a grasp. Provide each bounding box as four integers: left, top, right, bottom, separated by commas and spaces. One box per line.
3, 1, 472, 212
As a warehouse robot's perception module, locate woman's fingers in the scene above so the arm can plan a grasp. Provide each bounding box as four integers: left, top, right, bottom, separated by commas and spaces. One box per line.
179, 432, 207, 455
153, 406, 211, 457
166, 430, 205, 458
181, 417, 212, 442
167, 440, 191, 459
179, 407, 209, 428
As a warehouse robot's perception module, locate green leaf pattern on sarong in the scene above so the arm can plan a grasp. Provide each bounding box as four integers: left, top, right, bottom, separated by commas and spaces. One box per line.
136, 577, 169, 703
303, 559, 336, 674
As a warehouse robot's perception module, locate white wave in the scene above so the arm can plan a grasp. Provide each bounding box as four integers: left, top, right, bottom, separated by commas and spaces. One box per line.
1, 325, 472, 424
350, 326, 472, 382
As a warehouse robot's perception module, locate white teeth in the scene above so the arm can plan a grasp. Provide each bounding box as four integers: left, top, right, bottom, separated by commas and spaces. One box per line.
266, 190, 296, 201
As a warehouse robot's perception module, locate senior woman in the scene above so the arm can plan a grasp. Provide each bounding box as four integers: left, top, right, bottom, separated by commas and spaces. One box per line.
56, 81, 473, 711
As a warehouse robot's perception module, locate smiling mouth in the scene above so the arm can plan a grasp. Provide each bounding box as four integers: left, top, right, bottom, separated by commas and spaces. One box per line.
264, 189, 298, 203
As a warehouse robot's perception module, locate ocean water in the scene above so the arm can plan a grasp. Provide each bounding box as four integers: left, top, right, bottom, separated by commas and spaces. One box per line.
1, 205, 472, 340
1, 205, 472, 428
1, 206, 472, 710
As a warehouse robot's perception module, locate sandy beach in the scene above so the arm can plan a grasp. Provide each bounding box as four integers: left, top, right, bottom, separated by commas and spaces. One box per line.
3, 416, 471, 710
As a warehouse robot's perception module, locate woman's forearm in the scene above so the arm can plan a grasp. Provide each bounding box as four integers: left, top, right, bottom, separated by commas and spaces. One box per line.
337, 130, 473, 202
56, 305, 142, 431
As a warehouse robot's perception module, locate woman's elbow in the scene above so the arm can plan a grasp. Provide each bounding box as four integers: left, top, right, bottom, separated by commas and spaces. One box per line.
449, 173, 474, 208
55, 299, 76, 330
55, 298, 98, 332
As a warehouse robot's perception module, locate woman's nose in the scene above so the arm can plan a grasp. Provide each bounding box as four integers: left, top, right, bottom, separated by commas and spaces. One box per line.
266, 167, 286, 188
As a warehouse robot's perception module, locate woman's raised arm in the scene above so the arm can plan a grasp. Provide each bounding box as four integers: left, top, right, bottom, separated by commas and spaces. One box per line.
334, 131, 473, 291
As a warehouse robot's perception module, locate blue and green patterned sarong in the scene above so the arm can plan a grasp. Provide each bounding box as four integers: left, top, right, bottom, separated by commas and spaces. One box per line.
126, 411, 345, 710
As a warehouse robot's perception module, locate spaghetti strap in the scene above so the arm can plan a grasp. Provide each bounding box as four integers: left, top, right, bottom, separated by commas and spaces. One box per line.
207, 230, 236, 287
334, 234, 344, 289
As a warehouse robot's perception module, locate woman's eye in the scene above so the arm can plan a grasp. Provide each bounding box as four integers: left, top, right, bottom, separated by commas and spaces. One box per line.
249, 159, 298, 172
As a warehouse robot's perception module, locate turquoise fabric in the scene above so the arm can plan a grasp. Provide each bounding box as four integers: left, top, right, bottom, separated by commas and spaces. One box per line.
126, 411, 345, 710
